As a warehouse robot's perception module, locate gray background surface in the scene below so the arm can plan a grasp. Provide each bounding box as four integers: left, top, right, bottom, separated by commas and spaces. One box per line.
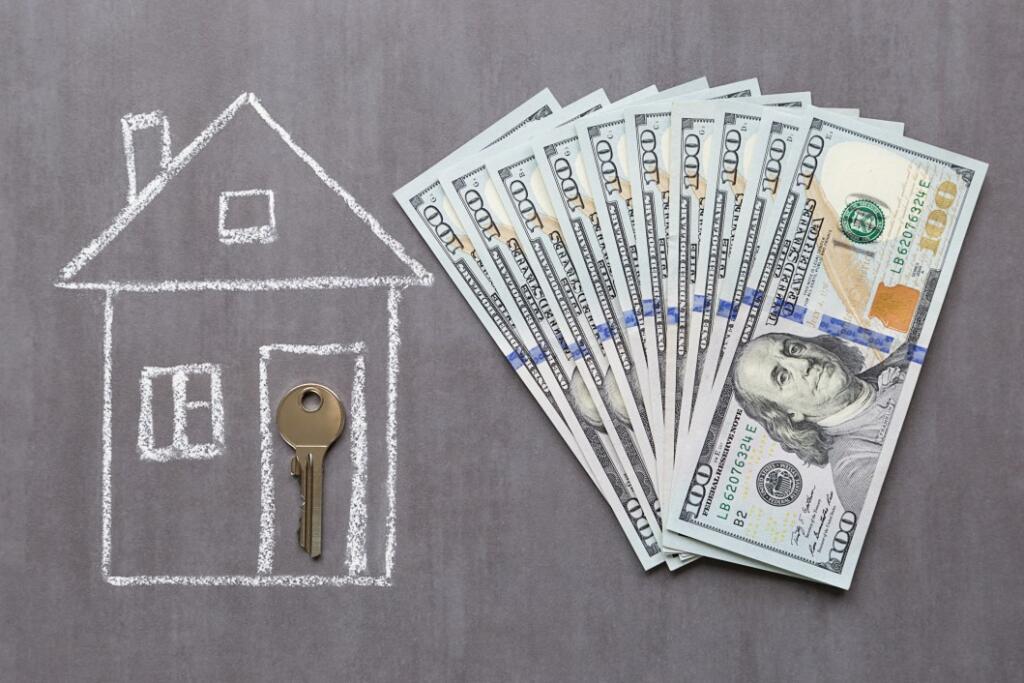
2, 0, 1022, 680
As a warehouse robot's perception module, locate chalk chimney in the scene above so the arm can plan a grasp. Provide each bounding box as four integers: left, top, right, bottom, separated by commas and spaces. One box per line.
121, 111, 171, 202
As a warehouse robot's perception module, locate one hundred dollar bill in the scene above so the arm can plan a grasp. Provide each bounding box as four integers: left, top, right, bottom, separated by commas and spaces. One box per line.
531, 122, 661, 469
396, 90, 671, 569
483, 107, 683, 560
625, 80, 760, 494
683, 98, 819, 457
861, 117, 905, 134
660, 105, 813, 562
566, 78, 712, 478
748, 92, 812, 108
470, 88, 683, 566
665, 111, 987, 587
690, 106, 907, 414
438, 89, 633, 486
663, 106, 908, 562
442, 92, 699, 571
691, 105, 812, 413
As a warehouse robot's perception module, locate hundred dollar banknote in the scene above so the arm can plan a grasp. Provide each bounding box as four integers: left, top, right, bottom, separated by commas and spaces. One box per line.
482, 96, 687, 560
527, 83, 698, 443
662, 106, 907, 561
618, 81, 757, 497
665, 110, 987, 587
395, 90, 671, 569
479, 88, 690, 566
682, 97, 820, 461
523, 82, 711, 548
440, 89, 699, 569
689, 104, 907, 415
660, 104, 813, 562
748, 92, 812, 108
689, 105, 811, 423
531, 120, 661, 466
434, 90, 688, 569
664, 85, 766, 456
563, 78, 711, 463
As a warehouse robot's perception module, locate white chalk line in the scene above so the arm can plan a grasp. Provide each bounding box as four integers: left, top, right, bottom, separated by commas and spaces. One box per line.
64, 93, 249, 282
121, 111, 171, 203
346, 354, 368, 576
257, 353, 275, 575
257, 343, 368, 579
137, 363, 225, 462
384, 285, 402, 579
54, 275, 425, 293
105, 574, 391, 588
218, 189, 277, 245
136, 364, 155, 457
246, 95, 434, 286
101, 291, 115, 578
260, 342, 367, 355
59, 92, 434, 288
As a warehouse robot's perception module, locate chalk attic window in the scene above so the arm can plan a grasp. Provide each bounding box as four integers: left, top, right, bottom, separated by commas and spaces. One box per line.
218, 189, 277, 244
138, 364, 225, 461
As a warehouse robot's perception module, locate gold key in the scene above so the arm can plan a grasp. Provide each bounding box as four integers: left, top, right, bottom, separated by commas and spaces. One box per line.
276, 383, 346, 558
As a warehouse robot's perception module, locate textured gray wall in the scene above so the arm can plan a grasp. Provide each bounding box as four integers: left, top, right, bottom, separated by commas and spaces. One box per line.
2, 0, 1022, 680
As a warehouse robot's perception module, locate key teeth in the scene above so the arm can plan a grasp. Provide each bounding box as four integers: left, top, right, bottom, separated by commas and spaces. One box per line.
289, 448, 330, 560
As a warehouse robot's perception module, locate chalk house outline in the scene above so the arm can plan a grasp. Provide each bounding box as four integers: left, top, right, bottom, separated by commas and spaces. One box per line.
56, 92, 433, 587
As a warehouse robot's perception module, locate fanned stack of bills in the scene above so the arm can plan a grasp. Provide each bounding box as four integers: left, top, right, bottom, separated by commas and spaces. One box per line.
395, 78, 987, 589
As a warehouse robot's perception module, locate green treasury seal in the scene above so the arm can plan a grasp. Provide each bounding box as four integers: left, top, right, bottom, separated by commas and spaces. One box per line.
840, 199, 885, 243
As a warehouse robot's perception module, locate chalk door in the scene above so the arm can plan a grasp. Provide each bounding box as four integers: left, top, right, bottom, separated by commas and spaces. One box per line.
258, 343, 369, 580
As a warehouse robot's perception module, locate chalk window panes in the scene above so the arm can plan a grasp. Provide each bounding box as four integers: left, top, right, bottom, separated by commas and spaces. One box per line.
218, 189, 277, 244
138, 364, 225, 461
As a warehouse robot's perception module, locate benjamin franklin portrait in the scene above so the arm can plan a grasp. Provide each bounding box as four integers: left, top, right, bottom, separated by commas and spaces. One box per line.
730, 331, 909, 515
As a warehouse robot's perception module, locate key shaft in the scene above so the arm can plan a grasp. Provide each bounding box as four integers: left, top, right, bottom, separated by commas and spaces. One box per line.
298, 446, 328, 557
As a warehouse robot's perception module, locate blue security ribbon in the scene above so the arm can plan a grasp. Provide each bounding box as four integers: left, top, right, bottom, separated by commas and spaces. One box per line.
506, 351, 524, 369
907, 344, 927, 364
716, 299, 737, 320
771, 298, 808, 324
529, 346, 546, 364
818, 314, 894, 353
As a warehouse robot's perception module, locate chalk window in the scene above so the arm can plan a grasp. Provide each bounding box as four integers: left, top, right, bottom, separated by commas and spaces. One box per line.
218, 189, 277, 244
138, 364, 225, 461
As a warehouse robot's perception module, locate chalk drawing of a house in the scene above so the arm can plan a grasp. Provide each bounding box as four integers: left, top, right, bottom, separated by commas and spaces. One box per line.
56, 93, 432, 587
